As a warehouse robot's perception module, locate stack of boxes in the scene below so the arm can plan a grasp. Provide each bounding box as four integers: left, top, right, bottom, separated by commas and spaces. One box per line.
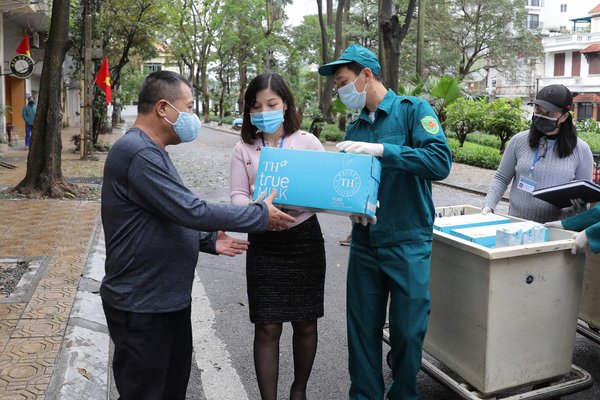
433, 213, 548, 248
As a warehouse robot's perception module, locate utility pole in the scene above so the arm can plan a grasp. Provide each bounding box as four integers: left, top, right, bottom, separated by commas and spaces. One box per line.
81, 0, 96, 160
416, 0, 425, 77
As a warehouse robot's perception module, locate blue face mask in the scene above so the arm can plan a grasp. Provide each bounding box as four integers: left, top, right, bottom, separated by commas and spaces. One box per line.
337, 72, 368, 109
164, 102, 202, 142
250, 109, 285, 134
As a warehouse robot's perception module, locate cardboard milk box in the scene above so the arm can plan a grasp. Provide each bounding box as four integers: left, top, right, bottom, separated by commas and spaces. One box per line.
252, 147, 381, 218
451, 221, 548, 248
433, 213, 511, 233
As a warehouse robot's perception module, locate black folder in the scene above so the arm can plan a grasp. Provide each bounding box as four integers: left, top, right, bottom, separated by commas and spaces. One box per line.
532, 179, 600, 208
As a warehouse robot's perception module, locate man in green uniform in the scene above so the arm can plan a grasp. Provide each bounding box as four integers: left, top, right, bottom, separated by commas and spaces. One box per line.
319, 44, 452, 399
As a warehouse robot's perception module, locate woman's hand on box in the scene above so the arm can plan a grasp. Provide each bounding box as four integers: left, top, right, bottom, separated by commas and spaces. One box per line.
337, 141, 383, 157
481, 206, 493, 215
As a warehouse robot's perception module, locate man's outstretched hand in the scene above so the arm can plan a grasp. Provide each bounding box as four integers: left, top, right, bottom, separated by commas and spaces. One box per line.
215, 231, 249, 257
263, 189, 296, 231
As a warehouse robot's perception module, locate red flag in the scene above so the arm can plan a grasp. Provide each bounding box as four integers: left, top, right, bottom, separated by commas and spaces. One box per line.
95, 56, 112, 105
16, 34, 30, 57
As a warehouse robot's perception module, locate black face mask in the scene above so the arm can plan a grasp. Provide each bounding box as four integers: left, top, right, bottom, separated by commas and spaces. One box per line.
532, 113, 560, 134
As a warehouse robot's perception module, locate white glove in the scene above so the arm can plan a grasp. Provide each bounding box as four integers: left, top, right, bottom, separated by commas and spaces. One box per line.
351, 215, 377, 226
350, 201, 379, 226
351, 215, 369, 226
571, 230, 590, 255
570, 198, 588, 214
481, 206, 492, 215
544, 220, 563, 229
337, 141, 384, 157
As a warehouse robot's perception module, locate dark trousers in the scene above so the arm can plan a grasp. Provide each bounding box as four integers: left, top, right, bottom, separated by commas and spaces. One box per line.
103, 301, 193, 400
25, 124, 32, 147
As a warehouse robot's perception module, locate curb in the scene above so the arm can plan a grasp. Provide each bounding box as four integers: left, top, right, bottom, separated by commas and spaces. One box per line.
46, 218, 112, 400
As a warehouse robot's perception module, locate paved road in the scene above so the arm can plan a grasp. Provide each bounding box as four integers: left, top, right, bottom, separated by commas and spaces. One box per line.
121, 125, 599, 400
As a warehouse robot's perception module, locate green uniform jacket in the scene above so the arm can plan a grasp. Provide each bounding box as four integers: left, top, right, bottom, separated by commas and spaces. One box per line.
562, 204, 600, 253
347, 90, 452, 247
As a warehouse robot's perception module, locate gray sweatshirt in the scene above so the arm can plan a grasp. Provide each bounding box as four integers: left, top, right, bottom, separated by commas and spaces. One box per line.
101, 128, 268, 313
484, 130, 593, 223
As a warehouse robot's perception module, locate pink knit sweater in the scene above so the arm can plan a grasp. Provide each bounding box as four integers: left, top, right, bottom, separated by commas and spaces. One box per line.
230, 130, 325, 228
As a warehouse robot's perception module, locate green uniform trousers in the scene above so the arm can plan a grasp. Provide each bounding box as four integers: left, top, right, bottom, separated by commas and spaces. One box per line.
347, 241, 432, 400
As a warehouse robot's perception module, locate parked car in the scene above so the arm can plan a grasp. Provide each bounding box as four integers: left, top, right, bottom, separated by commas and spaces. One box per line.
232, 117, 243, 131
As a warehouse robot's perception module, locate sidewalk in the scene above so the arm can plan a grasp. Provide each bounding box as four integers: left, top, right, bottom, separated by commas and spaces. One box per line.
0, 123, 124, 399
0, 120, 498, 399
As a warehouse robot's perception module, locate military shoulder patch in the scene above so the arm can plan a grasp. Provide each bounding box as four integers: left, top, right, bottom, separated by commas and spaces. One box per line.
421, 116, 440, 135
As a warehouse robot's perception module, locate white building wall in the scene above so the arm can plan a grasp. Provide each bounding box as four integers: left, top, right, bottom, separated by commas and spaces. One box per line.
543, 0, 598, 32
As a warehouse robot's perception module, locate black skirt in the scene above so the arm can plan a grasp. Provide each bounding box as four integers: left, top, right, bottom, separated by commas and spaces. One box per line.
246, 215, 326, 324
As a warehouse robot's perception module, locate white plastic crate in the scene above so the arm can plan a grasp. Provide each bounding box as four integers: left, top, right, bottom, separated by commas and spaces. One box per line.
424, 205, 585, 394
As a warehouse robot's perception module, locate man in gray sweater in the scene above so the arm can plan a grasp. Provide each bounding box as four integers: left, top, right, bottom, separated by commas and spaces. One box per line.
100, 70, 294, 400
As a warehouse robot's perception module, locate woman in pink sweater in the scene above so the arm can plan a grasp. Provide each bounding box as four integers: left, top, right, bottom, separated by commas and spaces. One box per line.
230, 73, 326, 400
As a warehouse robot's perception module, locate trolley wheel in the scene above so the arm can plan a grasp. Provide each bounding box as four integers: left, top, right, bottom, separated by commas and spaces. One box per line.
386, 350, 392, 369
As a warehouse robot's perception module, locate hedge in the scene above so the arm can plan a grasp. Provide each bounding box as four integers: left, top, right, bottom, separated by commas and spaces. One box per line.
447, 137, 502, 169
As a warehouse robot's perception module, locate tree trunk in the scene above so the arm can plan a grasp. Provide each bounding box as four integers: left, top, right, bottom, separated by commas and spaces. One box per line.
343, 0, 351, 48
237, 47, 248, 114
200, 61, 210, 123
317, 0, 333, 122
379, 0, 417, 92
13, 0, 80, 198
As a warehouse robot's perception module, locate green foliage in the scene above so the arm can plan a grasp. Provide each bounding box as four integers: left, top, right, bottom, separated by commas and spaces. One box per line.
399, 74, 468, 128
319, 124, 344, 142
445, 98, 487, 146
465, 132, 501, 148
425, 0, 541, 80
209, 114, 235, 125
119, 66, 146, 105
447, 138, 502, 169
575, 119, 600, 136
578, 131, 600, 153
484, 98, 528, 153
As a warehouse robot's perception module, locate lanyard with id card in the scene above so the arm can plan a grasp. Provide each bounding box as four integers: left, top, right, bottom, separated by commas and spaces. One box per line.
517, 139, 556, 193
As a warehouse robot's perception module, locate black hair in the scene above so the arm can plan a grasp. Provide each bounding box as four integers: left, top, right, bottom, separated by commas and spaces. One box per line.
331, 61, 383, 82
137, 70, 192, 114
240, 73, 300, 144
528, 111, 578, 158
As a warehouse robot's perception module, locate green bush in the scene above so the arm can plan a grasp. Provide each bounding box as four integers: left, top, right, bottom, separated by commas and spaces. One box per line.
447, 131, 501, 149
208, 114, 235, 125
464, 132, 501, 148
300, 119, 311, 131
447, 138, 501, 169
578, 131, 600, 152
320, 124, 344, 142
575, 119, 600, 135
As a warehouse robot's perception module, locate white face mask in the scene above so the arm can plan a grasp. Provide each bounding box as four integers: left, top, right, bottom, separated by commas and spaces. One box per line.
337, 73, 368, 109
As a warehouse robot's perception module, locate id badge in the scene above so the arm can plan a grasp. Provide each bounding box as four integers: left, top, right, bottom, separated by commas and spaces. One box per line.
517, 176, 537, 193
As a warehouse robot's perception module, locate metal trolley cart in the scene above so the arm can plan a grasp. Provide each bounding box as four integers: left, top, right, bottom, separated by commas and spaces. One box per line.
383, 205, 594, 399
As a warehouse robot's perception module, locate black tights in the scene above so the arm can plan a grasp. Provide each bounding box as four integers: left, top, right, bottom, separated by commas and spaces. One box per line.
253, 320, 318, 400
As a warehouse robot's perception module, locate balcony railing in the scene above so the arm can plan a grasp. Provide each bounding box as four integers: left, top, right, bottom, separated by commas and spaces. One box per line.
543, 32, 600, 46
494, 85, 536, 97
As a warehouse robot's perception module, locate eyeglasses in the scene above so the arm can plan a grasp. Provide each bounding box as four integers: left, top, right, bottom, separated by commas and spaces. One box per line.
533, 113, 559, 122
